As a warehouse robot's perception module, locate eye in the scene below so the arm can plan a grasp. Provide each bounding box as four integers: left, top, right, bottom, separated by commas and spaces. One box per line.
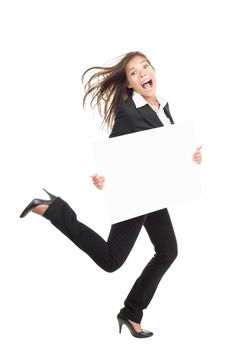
144, 63, 149, 68
131, 71, 136, 76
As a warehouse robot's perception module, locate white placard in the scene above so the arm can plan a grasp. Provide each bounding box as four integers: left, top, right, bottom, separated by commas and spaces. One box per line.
92, 122, 202, 224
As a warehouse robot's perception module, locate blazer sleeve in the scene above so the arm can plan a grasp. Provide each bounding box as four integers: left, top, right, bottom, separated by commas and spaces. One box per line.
109, 105, 135, 138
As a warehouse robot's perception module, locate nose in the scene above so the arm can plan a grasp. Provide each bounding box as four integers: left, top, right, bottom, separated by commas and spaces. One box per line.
140, 69, 146, 78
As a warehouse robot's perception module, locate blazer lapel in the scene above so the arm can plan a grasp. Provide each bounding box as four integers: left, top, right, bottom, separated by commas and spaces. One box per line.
163, 103, 175, 124
136, 104, 164, 128
131, 98, 175, 127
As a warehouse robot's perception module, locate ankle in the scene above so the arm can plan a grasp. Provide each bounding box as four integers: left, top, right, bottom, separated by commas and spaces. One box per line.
32, 204, 49, 216
128, 319, 142, 332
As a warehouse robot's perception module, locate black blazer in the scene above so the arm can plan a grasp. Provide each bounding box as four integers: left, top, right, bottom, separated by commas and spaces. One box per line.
109, 97, 174, 138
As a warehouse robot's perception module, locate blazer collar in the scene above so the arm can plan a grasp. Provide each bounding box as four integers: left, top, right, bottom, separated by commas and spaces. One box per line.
131, 92, 174, 127
132, 91, 167, 110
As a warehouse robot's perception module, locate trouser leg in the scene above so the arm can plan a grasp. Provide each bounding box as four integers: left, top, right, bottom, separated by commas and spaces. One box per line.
43, 196, 147, 272
118, 208, 178, 323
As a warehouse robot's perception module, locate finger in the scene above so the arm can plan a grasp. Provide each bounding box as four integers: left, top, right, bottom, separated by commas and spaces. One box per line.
90, 172, 98, 178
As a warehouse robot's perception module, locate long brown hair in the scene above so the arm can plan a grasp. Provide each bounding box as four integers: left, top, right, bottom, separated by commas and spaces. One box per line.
81, 51, 153, 133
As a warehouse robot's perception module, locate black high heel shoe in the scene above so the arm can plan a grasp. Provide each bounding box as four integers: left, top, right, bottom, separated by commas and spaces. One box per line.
19, 188, 57, 218
117, 315, 153, 338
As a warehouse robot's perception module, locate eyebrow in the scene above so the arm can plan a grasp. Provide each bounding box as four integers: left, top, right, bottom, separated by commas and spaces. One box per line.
127, 60, 147, 72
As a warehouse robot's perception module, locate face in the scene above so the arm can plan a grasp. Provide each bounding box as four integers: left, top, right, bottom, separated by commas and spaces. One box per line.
125, 55, 156, 99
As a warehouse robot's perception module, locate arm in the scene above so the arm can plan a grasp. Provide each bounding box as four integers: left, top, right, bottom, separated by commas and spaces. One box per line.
109, 104, 135, 138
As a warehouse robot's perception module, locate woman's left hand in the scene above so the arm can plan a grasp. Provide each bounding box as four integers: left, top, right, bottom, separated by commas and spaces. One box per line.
192, 145, 202, 164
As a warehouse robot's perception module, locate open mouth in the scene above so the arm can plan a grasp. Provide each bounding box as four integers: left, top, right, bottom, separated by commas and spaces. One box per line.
141, 78, 153, 90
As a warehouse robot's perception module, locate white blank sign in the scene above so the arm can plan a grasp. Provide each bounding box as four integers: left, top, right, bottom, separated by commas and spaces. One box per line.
92, 122, 202, 224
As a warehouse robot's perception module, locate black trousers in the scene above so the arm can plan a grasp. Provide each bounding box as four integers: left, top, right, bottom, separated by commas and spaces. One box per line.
43, 196, 178, 323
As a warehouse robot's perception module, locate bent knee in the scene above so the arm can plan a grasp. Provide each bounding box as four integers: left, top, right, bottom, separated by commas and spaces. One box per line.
104, 266, 118, 273
168, 245, 178, 263
169, 249, 178, 263
167, 240, 178, 263
103, 260, 122, 273
157, 248, 178, 265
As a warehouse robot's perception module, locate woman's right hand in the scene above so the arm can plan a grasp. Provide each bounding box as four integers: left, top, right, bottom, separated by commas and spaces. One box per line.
90, 173, 105, 190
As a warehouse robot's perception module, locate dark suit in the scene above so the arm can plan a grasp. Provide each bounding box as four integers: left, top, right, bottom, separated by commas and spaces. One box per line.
109, 97, 174, 138
43, 97, 178, 324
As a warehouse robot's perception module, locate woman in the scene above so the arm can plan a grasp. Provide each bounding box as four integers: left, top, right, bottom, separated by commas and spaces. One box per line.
20, 51, 202, 338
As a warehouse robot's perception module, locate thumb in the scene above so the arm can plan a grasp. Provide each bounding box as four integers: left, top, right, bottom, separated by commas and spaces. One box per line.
196, 145, 203, 151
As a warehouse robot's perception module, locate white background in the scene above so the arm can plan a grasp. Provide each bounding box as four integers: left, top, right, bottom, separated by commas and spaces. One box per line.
1, 0, 231, 349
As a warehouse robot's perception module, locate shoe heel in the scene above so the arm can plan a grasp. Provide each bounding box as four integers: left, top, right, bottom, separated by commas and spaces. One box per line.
19, 198, 51, 218
117, 317, 123, 334
42, 188, 57, 200
20, 189, 58, 218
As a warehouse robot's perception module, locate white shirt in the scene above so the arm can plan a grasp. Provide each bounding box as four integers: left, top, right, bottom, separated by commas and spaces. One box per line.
132, 91, 171, 126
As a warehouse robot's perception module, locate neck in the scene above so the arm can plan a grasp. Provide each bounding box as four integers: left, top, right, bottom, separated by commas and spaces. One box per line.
144, 95, 159, 108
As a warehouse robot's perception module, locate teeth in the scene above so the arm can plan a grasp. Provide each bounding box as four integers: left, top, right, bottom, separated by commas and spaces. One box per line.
142, 79, 151, 86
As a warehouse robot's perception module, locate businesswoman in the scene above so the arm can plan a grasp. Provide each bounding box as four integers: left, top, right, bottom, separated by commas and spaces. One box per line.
20, 51, 202, 338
